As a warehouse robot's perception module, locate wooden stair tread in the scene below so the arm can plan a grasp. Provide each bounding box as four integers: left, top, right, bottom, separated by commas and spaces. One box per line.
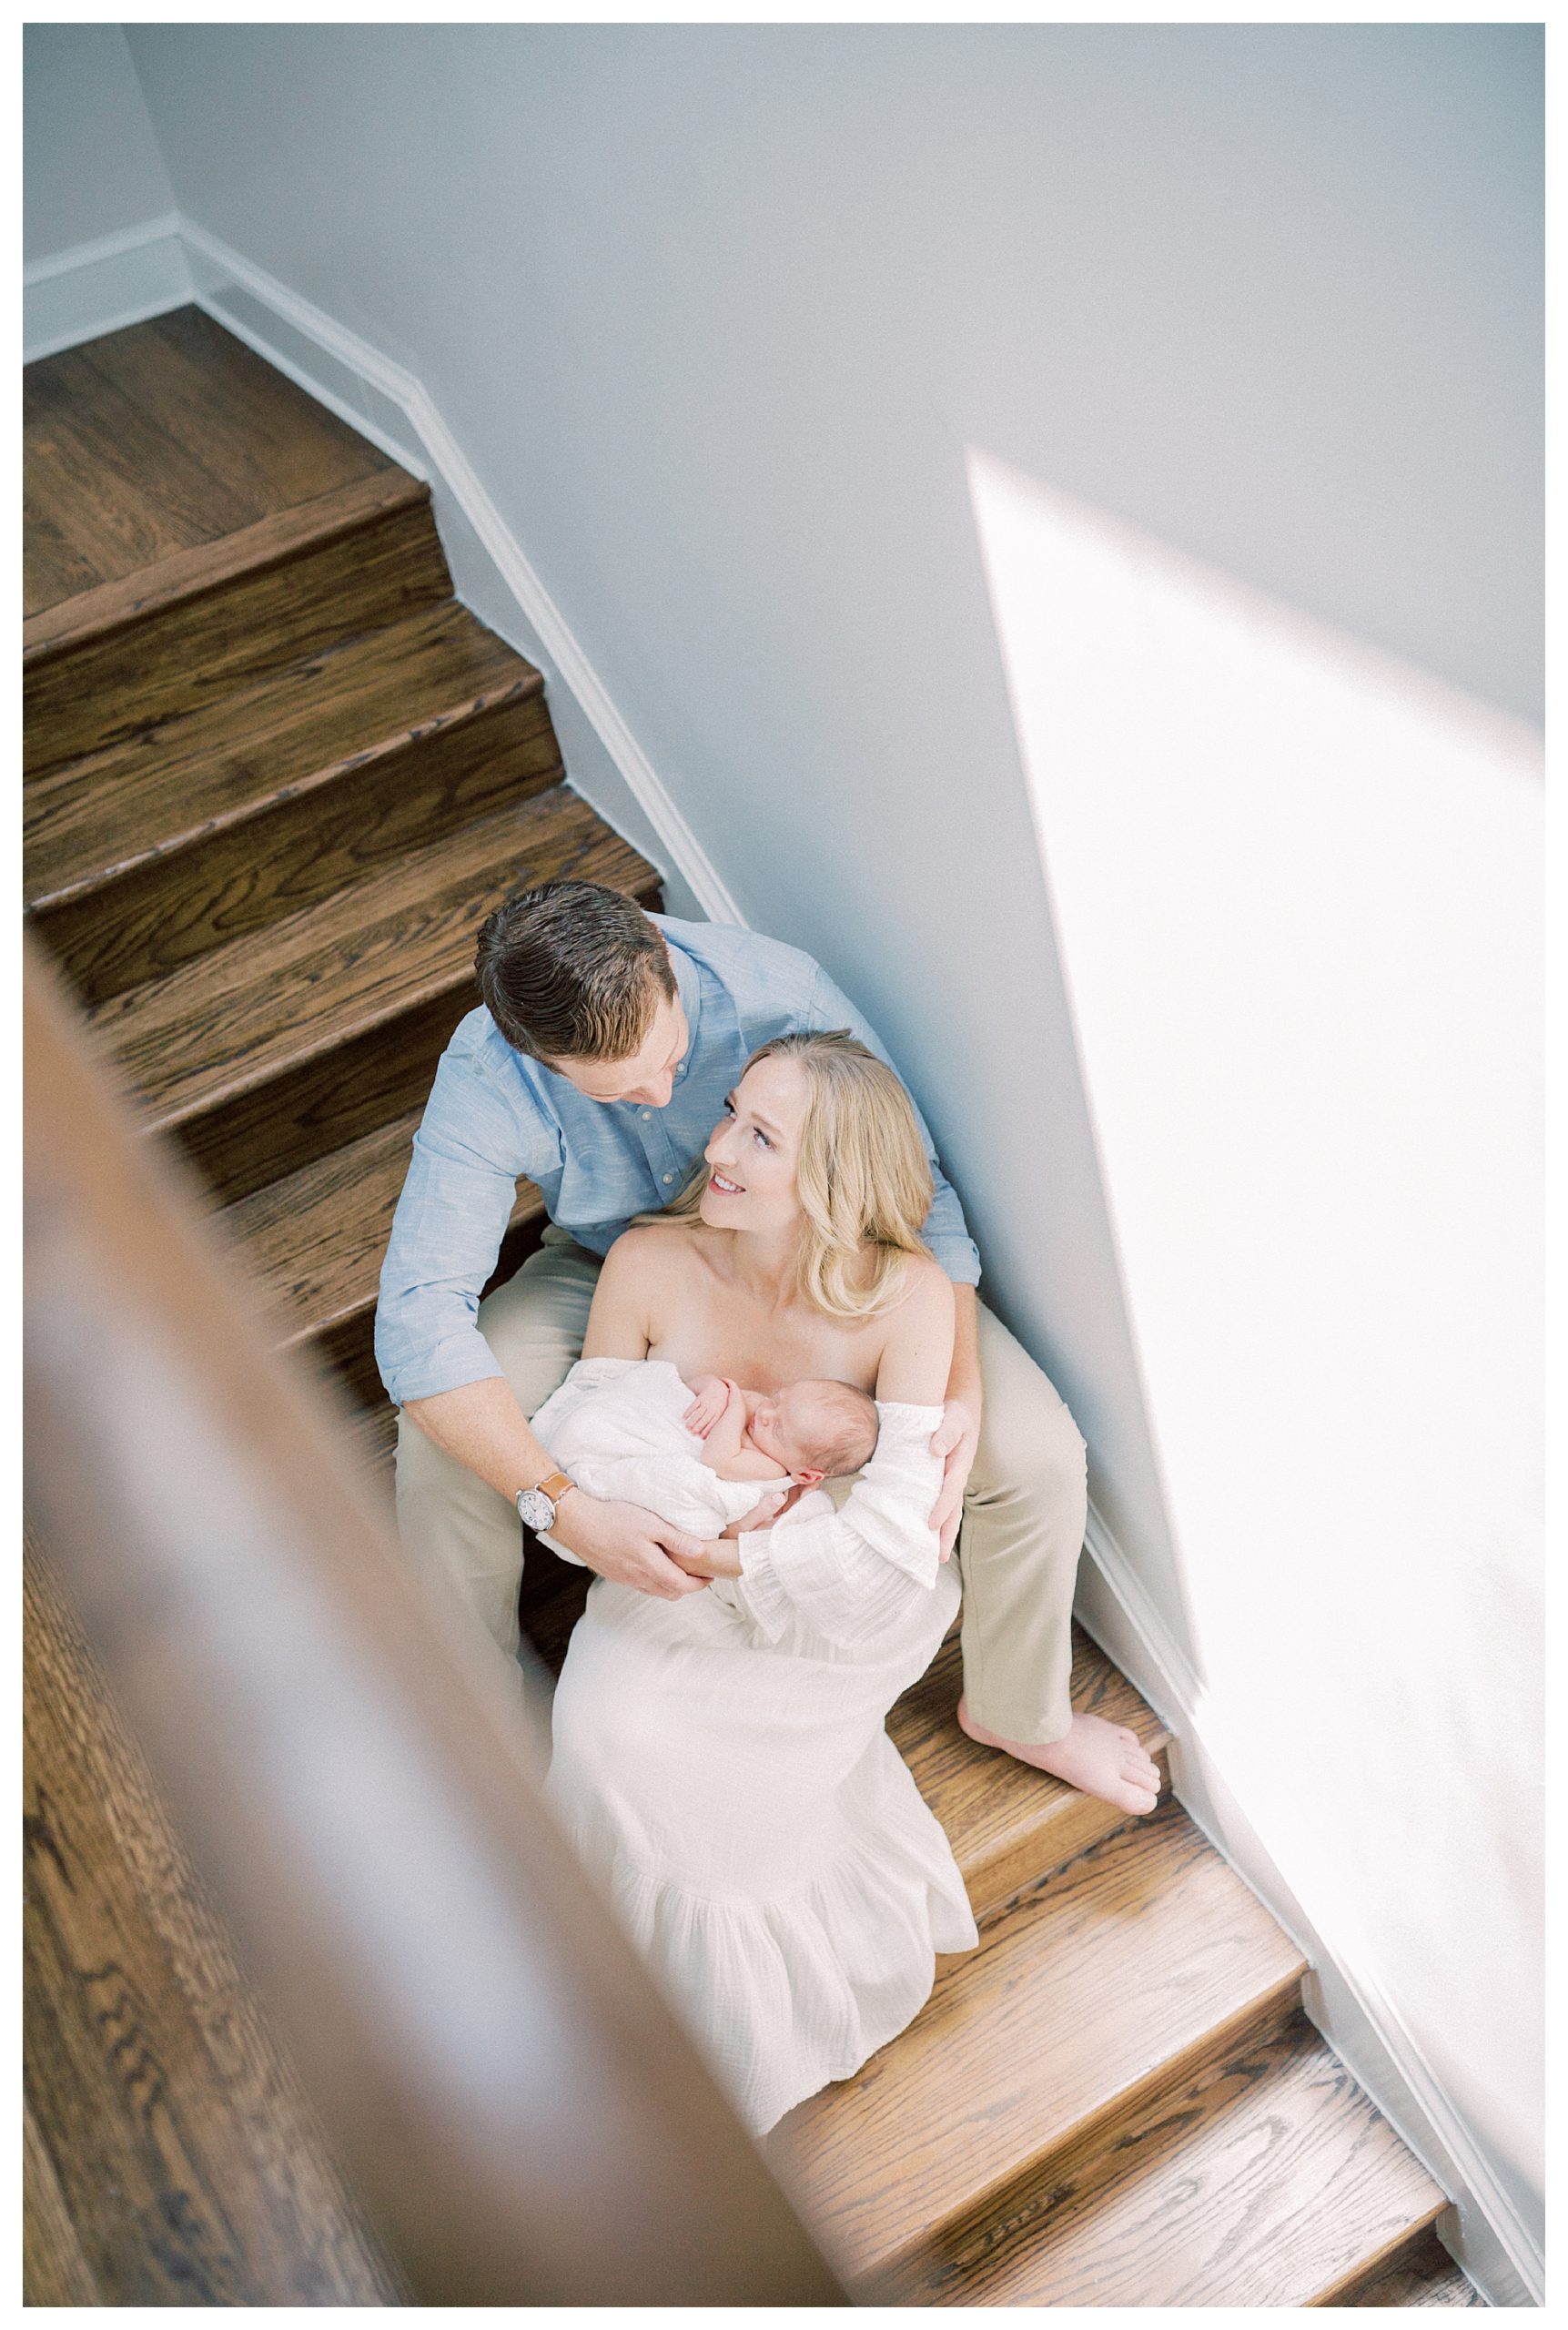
891, 1626, 1168, 1920
898, 2010, 1444, 2307
773, 1798, 1305, 2282
24, 467, 428, 665
86, 790, 660, 1130
25, 602, 544, 910
24, 308, 393, 632
220, 1111, 546, 1350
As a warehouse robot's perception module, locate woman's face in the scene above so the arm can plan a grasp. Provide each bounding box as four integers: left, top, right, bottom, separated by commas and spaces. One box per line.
700, 1056, 809, 1240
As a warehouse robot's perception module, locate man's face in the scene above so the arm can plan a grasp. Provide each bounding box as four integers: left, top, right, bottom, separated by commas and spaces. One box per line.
550, 988, 690, 1109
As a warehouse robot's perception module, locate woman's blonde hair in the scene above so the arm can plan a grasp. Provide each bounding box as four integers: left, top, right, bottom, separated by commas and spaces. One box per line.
647, 1029, 934, 1322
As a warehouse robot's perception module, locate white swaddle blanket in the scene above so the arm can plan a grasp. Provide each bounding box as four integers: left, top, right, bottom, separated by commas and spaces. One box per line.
531, 1355, 791, 1545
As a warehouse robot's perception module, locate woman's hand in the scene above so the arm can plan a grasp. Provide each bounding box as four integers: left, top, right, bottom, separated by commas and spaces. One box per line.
929, 1398, 981, 1561
683, 1375, 736, 1439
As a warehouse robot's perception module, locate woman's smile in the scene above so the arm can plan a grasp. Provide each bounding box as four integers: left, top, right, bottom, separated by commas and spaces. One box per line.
708, 1170, 744, 1196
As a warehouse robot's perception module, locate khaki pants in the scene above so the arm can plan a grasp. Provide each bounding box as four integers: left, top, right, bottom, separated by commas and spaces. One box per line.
394, 1228, 1087, 1744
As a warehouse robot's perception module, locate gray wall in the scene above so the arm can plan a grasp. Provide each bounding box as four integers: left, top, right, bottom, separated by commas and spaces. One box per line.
25, 23, 175, 259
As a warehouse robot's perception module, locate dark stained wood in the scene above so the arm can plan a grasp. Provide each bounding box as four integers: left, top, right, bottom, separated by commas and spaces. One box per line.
25, 476, 450, 775
219, 1109, 546, 1349
24, 307, 389, 620
24, 1532, 404, 2305
773, 1798, 1306, 2285
887, 2008, 1445, 2308
27, 609, 561, 1006
25, 345, 260, 603
78, 308, 388, 537
86, 794, 658, 1203
891, 1625, 1169, 1922
1340, 2225, 1486, 2306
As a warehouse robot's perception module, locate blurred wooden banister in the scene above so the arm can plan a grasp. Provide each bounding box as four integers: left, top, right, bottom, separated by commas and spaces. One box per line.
23, 937, 845, 2306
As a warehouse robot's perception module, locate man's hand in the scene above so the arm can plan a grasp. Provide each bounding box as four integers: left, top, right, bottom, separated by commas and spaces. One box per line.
929, 1398, 981, 1560
551, 1491, 708, 1599
683, 1375, 736, 1438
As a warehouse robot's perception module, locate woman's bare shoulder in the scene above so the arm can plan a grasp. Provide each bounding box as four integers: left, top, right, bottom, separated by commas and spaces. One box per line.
603, 1218, 718, 1285
889, 1251, 956, 1320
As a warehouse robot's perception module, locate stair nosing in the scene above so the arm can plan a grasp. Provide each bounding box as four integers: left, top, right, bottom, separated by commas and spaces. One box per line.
870, 1960, 1307, 2287
93, 800, 659, 1132
273, 1185, 549, 1352
25, 664, 549, 916
23, 468, 431, 665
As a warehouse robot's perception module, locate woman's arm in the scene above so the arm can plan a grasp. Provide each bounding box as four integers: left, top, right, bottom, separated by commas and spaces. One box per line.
579, 1227, 665, 1361
873, 1256, 956, 1404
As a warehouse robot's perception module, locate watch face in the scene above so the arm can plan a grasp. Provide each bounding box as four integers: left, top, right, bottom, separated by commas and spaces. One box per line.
516, 1488, 555, 1531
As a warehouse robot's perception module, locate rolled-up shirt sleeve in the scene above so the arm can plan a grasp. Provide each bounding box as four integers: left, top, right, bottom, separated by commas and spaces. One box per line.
804, 967, 981, 1288
374, 1047, 554, 1406
737, 1403, 945, 1650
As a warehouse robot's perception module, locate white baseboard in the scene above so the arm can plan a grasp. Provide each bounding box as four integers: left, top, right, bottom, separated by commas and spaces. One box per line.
24, 216, 194, 363
1077, 1498, 1542, 2307
26, 217, 1538, 2305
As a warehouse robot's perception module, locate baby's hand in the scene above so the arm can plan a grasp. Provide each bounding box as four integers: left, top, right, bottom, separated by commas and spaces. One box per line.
719, 1485, 791, 1539
683, 1375, 735, 1439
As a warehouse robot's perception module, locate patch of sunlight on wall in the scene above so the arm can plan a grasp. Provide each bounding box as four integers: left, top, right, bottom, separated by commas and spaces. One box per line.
967, 447, 1543, 2202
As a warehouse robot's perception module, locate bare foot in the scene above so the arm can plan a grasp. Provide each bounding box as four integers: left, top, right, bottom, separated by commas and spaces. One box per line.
957, 1697, 1160, 1816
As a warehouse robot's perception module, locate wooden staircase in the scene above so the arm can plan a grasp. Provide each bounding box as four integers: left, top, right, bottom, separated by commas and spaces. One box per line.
22, 308, 1482, 2306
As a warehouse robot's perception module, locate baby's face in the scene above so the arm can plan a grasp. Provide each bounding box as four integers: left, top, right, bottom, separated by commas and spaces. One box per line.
744, 1382, 832, 1477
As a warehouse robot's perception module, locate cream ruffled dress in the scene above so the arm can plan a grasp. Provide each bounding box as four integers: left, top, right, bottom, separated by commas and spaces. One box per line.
531, 1357, 977, 2135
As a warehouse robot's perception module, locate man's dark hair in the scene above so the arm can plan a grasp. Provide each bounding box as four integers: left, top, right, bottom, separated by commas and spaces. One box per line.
474, 879, 675, 1062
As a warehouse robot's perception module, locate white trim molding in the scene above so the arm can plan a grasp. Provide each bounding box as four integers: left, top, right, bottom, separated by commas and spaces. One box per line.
180, 221, 743, 929
1077, 1498, 1543, 2308
24, 216, 193, 363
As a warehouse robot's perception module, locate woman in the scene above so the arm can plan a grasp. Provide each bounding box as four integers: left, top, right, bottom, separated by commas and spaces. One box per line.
537, 1031, 978, 2134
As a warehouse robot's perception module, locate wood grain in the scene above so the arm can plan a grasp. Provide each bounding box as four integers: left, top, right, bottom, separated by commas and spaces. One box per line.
219, 1109, 545, 1347
24, 2101, 102, 2305
24, 307, 389, 622
886, 2008, 1444, 2307
773, 1797, 1305, 2282
28, 611, 560, 1006
25, 480, 450, 775
93, 792, 656, 1124
24, 1532, 402, 2304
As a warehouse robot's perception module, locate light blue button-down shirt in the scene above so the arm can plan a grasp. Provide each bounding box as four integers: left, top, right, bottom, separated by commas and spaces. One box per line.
374, 916, 981, 1406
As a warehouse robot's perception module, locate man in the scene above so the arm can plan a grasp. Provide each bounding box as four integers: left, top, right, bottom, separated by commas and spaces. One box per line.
377, 879, 1158, 1814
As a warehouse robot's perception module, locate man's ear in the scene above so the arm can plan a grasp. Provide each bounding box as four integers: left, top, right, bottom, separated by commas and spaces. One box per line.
794, 1466, 825, 1490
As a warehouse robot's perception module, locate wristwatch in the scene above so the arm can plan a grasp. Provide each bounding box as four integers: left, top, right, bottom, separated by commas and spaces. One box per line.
516, 1469, 576, 1533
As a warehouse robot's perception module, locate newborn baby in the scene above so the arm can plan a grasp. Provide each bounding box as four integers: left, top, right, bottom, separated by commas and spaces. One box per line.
682, 1372, 879, 1492
530, 1357, 878, 1548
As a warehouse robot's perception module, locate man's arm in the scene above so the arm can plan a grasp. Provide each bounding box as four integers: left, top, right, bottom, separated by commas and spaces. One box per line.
401, 1376, 707, 1600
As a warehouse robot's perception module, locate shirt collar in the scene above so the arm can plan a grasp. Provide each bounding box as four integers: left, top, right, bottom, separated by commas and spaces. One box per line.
667, 936, 702, 1080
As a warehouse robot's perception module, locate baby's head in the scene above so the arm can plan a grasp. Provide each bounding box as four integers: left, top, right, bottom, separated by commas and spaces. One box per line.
748, 1377, 879, 1489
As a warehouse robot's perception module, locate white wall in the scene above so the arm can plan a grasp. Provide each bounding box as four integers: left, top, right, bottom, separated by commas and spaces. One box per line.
25, 24, 175, 260
28, 23, 1542, 2274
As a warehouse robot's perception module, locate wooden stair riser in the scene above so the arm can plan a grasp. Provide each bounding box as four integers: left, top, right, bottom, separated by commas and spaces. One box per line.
1335, 2225, 1482, 2308
163, 985, 483, 1209
882, 2005, 1445, 2309
966, 1742, 1173, 1927
32, 688, 564, 1008
774, 1801, 1306, 2284
878, 1965, 1305, 2295
25, 494, 450, 778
